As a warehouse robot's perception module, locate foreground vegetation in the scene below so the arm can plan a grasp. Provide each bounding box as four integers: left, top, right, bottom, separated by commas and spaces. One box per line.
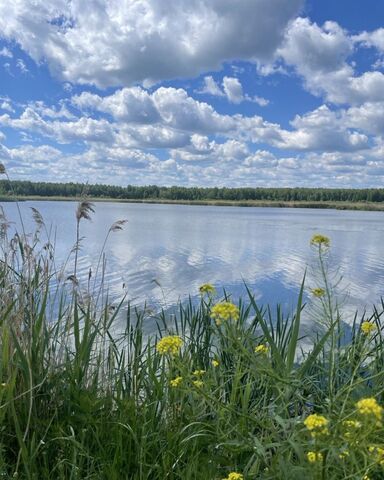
0, 199, 383, 479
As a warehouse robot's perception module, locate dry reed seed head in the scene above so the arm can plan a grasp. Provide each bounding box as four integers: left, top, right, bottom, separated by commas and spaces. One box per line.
0, 163, 6, 174
66, 274, 79, 286
76, 201, 95, 222
310, 234, 330, 248
109, 219, 128, 232
30, 207, 44, 228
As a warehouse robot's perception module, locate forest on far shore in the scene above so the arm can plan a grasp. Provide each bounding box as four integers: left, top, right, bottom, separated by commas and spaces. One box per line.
1, 180, 384, 203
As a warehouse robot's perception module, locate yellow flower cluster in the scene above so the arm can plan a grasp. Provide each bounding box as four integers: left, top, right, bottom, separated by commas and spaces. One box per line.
193, 380, 204, 388
307, 451, 323, 463
368, 446, 384, 466
199, 283, 216, 295
311, 287, 325, 298
255, 344, 269, 354
193, 369, 205, 376
211, 302, 240, 325
222, 473, 243, 480
361, 321, 376, 335
156, 335, 183, 356
170, 376, 183, 388
212, 359, 219, 367
342, 419, 361, 438
356, 397, 383, 421
338, 450, 350, 460
310, 234, 330, 248
304, 414, 329, 437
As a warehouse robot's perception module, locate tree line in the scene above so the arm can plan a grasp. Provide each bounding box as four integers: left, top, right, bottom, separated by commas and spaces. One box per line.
0, 180, 384, 203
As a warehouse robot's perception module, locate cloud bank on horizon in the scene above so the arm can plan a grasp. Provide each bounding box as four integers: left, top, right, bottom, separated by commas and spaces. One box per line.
0, 0, 384, 188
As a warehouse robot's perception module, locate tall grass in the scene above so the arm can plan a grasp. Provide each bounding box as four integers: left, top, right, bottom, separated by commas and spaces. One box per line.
0, 197, 383, 479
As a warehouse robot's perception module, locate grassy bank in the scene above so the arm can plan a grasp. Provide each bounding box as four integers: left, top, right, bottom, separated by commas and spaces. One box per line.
0, 204, 383, 479
2, 194, 384, 212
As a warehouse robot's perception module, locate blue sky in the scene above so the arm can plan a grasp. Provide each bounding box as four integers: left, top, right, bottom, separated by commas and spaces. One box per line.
0, 0, 384, 187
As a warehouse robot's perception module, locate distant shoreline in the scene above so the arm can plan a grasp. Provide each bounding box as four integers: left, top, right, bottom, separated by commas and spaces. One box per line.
1, 195, 384, 212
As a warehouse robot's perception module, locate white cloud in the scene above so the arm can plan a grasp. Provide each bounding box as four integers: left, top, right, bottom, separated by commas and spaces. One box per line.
282, 105, 369, 152
16, 59, 28, 74
0, 0, 303, 87
0, 98, 15, 113
223, 76, 244, 104
0, 47, 12, 58
277, 17, 384, 105
198, 76, 224, 97
0, 108, 115, 144
198, 76, 269, 106
252, 96, 270, 107
354, 28, 384, 53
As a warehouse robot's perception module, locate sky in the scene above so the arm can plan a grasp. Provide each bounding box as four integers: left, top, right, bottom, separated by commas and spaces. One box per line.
0, 0, 384, 188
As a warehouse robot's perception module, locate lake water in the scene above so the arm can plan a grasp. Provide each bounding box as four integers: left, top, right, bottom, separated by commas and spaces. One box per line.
2, 201, 384, 326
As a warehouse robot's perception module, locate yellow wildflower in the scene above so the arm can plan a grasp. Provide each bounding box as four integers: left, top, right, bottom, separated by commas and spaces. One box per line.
307, 451, 323, 463
255, 344, 269, 355
310, 234, 330, 248
343, 419, 361, 429
192, 369, 205, 377
311, 287, 325, 298
356, 397, 383, 421
363, 476, 370, 480
361, 321, 376, 335
156, 335, 183, 356
170, 376, 183, 388
222, 473, 243, 480
368, 446, 384, 466
211, 302, 240, 326
199, 283, 216, 295
339, 450, 350, 460
212, 359, 219, 368
342, 419, 361, 438
304, 414, 329, 437
193, 380, 204, 388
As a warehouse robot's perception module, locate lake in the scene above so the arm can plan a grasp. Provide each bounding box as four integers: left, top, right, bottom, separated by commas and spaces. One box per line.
1, 201, 384, 326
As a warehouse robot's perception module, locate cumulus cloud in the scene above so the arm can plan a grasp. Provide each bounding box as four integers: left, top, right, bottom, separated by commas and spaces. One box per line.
223, 77, 244, 104
198, 76, 269, 105
354, 28, 384, 53
198, 76, 225, 97
276, 17, 384, 105
1, 84, 377, 159
0, 0, 303, 87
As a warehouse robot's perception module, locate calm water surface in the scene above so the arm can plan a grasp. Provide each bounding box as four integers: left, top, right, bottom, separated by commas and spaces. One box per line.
2, 201, 384, 325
